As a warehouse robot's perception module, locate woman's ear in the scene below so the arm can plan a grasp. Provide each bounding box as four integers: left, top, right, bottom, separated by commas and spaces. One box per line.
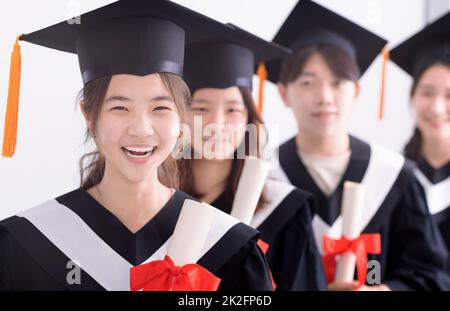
80, 100, 92, 132
277, 83, 290, 107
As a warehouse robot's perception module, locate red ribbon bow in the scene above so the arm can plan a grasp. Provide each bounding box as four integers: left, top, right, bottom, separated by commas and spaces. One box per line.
130, 255, 221, 291
322, 234, 381, 288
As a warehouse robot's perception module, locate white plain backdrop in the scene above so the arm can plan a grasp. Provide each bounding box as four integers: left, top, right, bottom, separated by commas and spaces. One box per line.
0, 0, 448, 219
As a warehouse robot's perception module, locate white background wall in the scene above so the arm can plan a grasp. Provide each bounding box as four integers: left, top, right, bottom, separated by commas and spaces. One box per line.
0, 0, 447, 219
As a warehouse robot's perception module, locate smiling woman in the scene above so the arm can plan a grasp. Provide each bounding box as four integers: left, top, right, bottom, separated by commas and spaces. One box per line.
178, 20, 327, 291
391, 11, 450, 273
79, 73, 189, 191
0, 0, 274, 291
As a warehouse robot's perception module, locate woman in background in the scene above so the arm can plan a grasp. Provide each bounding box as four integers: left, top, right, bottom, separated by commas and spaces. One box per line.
391, 11, 450, 271
179, 25, 327, 290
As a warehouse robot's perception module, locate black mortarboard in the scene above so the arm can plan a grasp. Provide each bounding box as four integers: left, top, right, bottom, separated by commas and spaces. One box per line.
390, 11, 450, 77
183, 23, 291, 93
20, 0, 232, 83
2, 0, 230, 157
266, 0, 388, 83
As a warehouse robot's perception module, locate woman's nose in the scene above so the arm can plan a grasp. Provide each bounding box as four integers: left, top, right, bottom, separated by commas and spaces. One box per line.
127, 114, 154, 137
428, 96, 448, 117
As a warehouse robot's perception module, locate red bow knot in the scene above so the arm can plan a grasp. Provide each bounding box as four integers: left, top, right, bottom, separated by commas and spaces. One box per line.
322, 233, 381, 288
130, 255, 221, 291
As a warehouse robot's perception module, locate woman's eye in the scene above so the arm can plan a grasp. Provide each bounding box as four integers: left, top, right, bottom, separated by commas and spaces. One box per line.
111, 106, 128, 112
299, 80, 313, 87
228, 108, 242, 113
421, 91, 434, 98
153, 106, 171, 112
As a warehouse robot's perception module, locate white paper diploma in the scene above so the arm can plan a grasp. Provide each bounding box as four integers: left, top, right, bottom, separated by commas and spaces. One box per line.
167, 199, 215, 266
230, 156, 270, 225
334, 181, 365, 283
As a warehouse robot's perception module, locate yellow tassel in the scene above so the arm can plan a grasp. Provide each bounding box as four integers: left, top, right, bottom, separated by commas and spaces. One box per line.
378, 48, 389, 120
2, 34, 23, 157
256, 62, 267, 114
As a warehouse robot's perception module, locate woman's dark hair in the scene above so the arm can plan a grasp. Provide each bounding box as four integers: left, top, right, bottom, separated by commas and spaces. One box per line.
404, 60, 450, 161
178, 86, 267, 210
78, 73, 191, 190
278, 44, 360, 86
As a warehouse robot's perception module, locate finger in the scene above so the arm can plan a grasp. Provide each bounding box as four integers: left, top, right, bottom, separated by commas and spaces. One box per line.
328, 281, 359, 291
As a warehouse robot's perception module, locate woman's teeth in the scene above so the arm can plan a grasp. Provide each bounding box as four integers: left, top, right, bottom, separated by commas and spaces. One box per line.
122, 146, 155, 158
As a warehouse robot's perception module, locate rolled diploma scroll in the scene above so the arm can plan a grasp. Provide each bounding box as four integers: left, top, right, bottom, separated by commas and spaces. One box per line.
334, 181, 365, 283
231, 156, 270, 225
167, 199, 215, 266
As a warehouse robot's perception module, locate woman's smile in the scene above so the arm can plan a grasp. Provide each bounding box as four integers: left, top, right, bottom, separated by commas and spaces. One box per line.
121, 145, 158, 164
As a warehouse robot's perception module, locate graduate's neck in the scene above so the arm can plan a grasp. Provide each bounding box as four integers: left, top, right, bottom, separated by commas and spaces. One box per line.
91, 166, 173, 234
192, 158, 233, 204
296, 129, 350, 157
421, 135, 450, 168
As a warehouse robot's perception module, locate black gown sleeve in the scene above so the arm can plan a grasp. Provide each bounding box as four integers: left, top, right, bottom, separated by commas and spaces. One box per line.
383, 180, 450, 291
0, 218, 67, 290
433, 208, 450, 271
215, 236, 273, 291
0, 222, 13, 290
266, 197, 327, 291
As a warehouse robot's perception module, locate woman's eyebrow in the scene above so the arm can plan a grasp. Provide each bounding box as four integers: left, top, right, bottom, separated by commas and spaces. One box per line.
417, 84, 436, 90
299, 71, 317, 78
225, 99, 243, 105
104, 95, 131, 103
151, 95, 174, 102
104, 95, 174, 104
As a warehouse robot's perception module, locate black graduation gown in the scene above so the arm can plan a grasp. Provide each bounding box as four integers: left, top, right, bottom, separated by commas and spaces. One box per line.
211, 179, 327, 291
270, 135, 450, 291
0, 188, 273, 291
414, 157, 450, 271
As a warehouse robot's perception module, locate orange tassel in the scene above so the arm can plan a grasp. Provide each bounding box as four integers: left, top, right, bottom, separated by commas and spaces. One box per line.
256, 62, 267, 114
2, 34, 23, 157
378, 48, 389, 120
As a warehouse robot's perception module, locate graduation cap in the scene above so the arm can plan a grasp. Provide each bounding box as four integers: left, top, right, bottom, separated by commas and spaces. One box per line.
2, 0, 231, 158
390, 11, 450, 77
265, 0, 388, 118
183, 23, 291, 113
